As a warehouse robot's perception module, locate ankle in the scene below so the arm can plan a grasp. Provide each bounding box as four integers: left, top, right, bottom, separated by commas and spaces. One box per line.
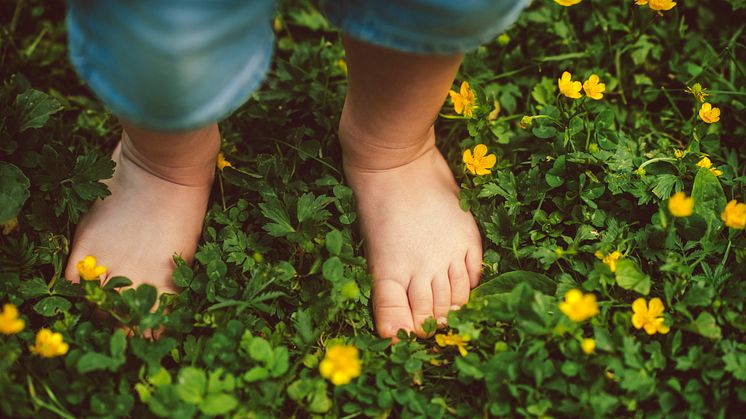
338, 109, 436, 171
119, 123, 220, 187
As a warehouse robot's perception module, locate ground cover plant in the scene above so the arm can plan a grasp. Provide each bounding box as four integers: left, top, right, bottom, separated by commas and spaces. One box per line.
1, 0, 746, 417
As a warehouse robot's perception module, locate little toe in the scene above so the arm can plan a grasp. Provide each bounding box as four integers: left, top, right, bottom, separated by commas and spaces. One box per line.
373, 278, 415, 340
465, 246, 483, 288
448, 262, 470, 309
408, 277, 435, 338
431, 275, 451, 327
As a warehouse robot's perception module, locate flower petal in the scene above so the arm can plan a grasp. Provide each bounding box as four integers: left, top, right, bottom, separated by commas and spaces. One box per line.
648, 298, 665, 317
481, 154, 497, 170
632, 298, 648, 315
473, 144, 488, 159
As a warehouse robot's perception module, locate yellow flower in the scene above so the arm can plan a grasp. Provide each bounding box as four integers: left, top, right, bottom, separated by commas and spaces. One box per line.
337, 59, 348, 76
649, 0, 677, 11
696, 156, 723, 176
685, 83, 709, 103
673, 149, 685, 159
462, 144, 497, 176
319, 344, 362, 386
581, 338, 596, 355
582, 74, 606, 100
76, 256, 107, 281
434, 330, 470, 357
595, 250, 622, 273
631, 298, 670, 335
30, 328, 69, 357
449, 81, 477, 118
559, 289, 599, 323
635, 0, 648, 4
668, 192, 694, 217
0, 304, 25, 335
721, 200, 746, 229
554, 0, 582, 5
699, 102, 720, 124
216, 152, 233, 171
558, 71, 582, 99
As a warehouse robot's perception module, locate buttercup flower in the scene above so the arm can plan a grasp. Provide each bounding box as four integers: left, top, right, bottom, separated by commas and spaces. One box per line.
595, 250, 622, 273
668, 192, 694, 217
30, 328, 69, 357
685, 83, 709, 103
76, 256, 107, 281
721, 200, 746, 229
581, 338, 596, 355
558, 71, 582, 99
319, 344, 362, 386
0, 304, 25, 335
435, 330, 470, 357
554, 0, 582, 5
631, 298, 670, 335
449, 81, 477, 118
697, 156, 723, 176
463, 144, 496, 176
649, 0, 677, 11
582, 74, 606, 100
559, 289, 599, 322
699, 103, 720, 124
216, 152, 232, 171
673, 149, 685, 159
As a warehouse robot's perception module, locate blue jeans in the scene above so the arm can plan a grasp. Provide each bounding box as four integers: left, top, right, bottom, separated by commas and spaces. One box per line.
67, 0, 529, 131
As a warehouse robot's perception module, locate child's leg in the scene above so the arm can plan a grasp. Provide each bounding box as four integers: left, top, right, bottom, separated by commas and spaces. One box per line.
63, 0, 276, 289
327, 0, 529, 338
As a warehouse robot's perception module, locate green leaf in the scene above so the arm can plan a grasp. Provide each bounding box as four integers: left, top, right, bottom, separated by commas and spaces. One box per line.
110, 329, 127, 360
200, 393, 238, 416
471, 271, 556, 298
243, 366, 269, 382
102, 276, 133, 290
248, 337, 272, 363
176, 367, 206, 405
33, 296, 71, 317
691, 168, 727, 234
687, 312, 722, 340
14, 89, 62, 131
0, 162, 31, 222
77, 353, 119, 373
322, 256, 344, 283
325, 229, 343, 255
19, 277, 50, 298
614, 259, 650, 295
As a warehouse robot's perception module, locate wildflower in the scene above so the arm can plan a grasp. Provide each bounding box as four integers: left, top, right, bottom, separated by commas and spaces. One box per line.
595, 250, 622, 273
435, 330, 470, 356
337, 59, 348, 76
696, 156, 723, 176
449, 81, 477, 118
2, 217, 18, 235
558, 71, 582, 99
0, 304, 25, 335
319, 344, 362, 386
216, 152, 232, 171
519, 115, 534, 129
582, 74, 606, 100
685, 83, 709, 103
649, 0, 677, 11
699, 103, 720, 124
668, 192, 694, 217
559, 289, 599, 322
554, 0, 582, 5
30, 328, 69, 357
673, 149, 685, 159
581, 338, 596, 355
76, 256, 107, 281
631, 298, 670, 335
462, 144, 496, 176
721, 200, 746, 229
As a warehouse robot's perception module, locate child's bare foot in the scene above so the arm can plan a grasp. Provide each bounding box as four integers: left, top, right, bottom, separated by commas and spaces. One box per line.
341, 127, 482, 339
64, 124, 219, 293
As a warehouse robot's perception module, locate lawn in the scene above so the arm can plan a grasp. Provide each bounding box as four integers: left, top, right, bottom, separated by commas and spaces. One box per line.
1, 0, 746, 417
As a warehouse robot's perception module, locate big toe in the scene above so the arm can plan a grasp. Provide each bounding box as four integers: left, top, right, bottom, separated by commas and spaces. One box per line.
373, 278, 415, 341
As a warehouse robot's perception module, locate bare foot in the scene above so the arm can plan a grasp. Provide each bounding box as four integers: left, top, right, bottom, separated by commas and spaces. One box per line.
64, 127, 218, 293
341, 127, 482, 339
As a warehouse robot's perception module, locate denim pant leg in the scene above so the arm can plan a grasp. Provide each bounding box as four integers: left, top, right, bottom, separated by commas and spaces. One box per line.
66, 0, 276, 131
324, 0, 531, 55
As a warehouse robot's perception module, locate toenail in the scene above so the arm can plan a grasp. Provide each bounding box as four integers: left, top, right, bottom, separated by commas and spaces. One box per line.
437, 316, 447, 326
450, 305, 461, 311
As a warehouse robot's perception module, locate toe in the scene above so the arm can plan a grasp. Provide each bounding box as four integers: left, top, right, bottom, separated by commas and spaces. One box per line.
431, 275, 451, 327
448, 262, 470, 308
465, 246, 483, 288
408, 277, 435, 338
373, 278, 415, 340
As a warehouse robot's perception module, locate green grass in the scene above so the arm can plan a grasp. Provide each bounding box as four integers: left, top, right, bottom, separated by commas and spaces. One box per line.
1, 0, 746, 417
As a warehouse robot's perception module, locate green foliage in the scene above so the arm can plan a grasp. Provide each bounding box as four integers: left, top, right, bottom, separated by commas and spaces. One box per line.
1, 0, 745, 418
